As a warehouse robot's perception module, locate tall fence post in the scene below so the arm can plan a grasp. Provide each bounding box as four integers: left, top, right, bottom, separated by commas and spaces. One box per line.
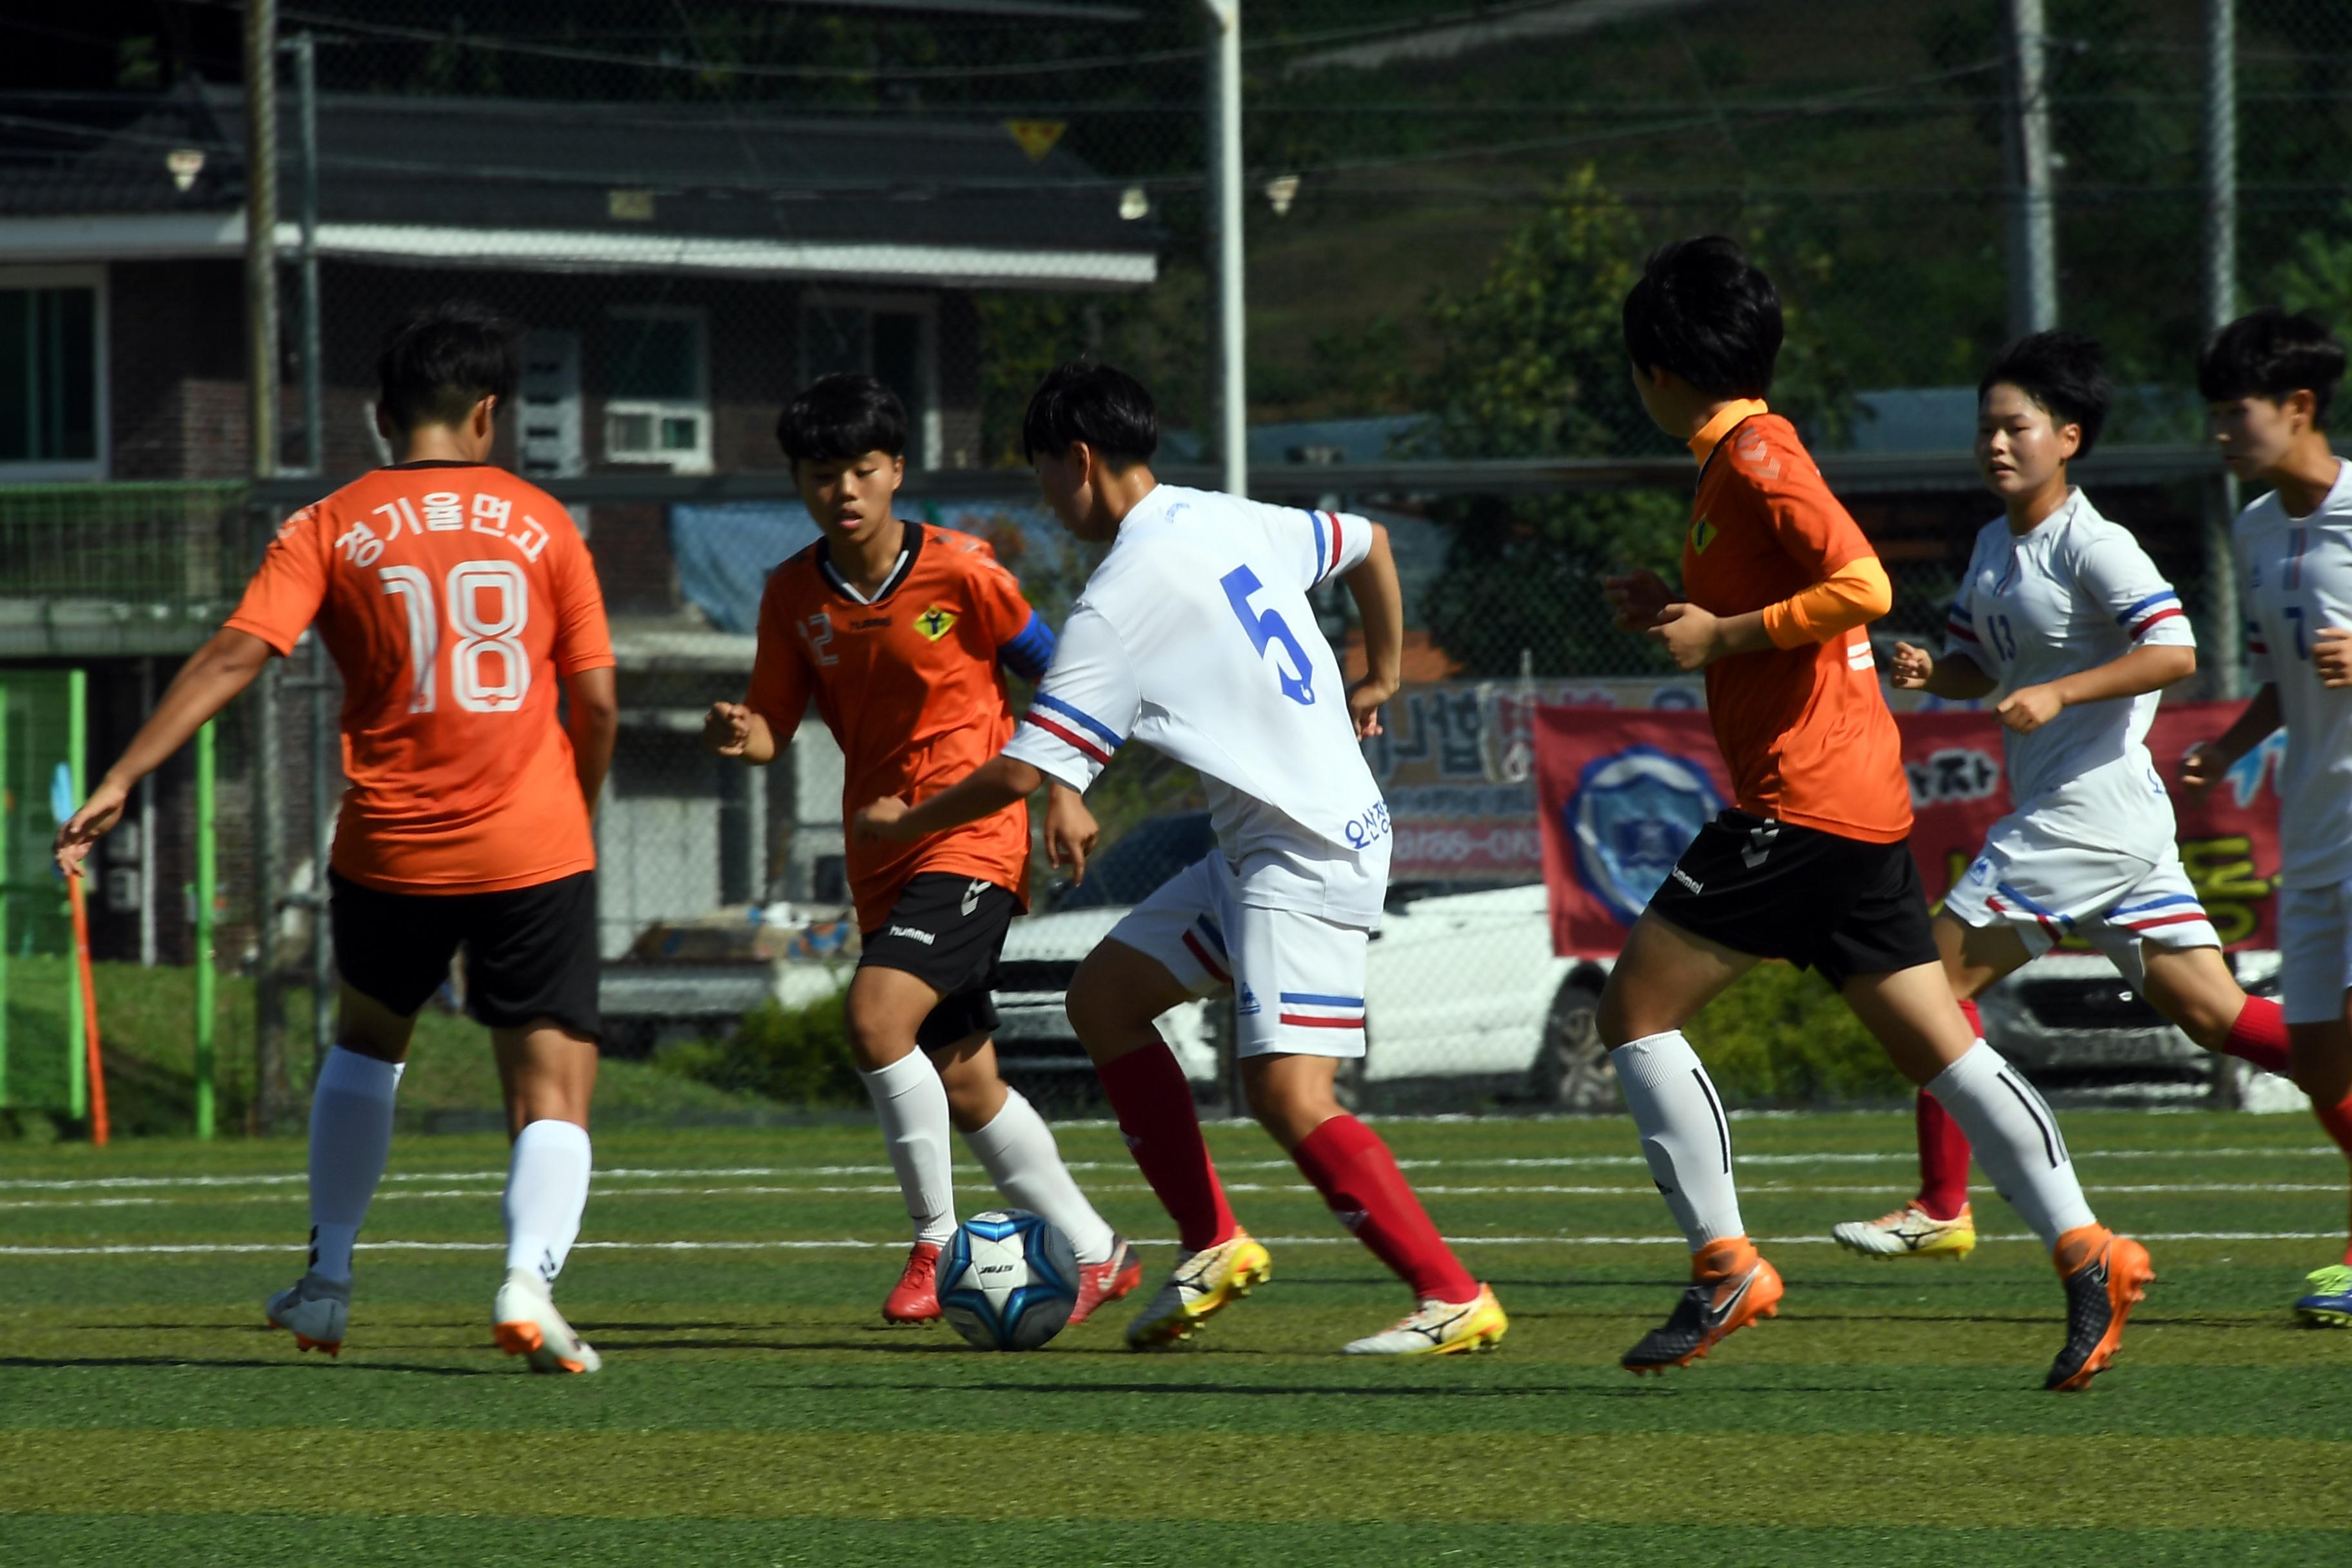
0, 678, 10, 1111
65, 669, 86, 1121
1202, 0, 1246, 499
2006, 0, 2058, 335
2203, 0, 2244, 698
195, 718, 217, 1141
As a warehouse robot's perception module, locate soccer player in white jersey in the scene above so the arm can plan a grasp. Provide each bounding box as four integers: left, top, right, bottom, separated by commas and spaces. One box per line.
1830, 331, 2318, 1266
855, 362, 1507, 1356
2180, 308, 2352, 1325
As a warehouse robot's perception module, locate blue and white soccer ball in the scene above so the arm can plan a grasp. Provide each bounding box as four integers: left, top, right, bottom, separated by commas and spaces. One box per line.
937, 1208, 1079, 1351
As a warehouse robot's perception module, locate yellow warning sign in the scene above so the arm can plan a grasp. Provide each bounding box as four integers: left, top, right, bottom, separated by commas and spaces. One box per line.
1004, 120, 1067, 161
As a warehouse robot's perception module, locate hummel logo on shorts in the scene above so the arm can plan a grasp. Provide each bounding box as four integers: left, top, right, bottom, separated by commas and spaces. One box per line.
1672, 867, 1705, 894
961, 879, 988, 917
887, 925, 936, 946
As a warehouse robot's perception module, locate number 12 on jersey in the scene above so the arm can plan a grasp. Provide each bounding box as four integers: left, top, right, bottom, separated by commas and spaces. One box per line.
379, 560, 531, 714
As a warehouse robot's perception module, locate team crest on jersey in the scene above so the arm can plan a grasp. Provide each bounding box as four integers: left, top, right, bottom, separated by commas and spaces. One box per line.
1690, 517, 1718, 554
915, 604, 957, 642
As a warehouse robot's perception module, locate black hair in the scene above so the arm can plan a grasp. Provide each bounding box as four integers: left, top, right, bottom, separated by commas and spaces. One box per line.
1979, 329, 2113, 458
375, 300, 519, 432
1621, 235, 1783, 400
1021, 360, 1159, 466
2197, 306, 2347, 429
774, 373, 908, 466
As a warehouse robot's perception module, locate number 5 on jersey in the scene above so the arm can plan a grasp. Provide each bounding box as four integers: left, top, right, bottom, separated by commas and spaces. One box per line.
379, 560, 531, 714
1220, 565, 1315, 706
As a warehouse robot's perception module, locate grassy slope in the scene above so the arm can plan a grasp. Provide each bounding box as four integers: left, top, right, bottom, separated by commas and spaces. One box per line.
1, 959, 775, 1138
3, 1110, 2346, 1563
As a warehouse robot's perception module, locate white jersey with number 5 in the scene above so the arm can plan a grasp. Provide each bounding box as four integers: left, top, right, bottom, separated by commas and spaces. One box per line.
2237, 458, 2352, 890
1941, 489, 2195, 860
1004, 484, 1390, 926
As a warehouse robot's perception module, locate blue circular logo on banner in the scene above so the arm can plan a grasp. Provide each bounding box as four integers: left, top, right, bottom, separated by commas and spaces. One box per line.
1565, 744, 1722, 925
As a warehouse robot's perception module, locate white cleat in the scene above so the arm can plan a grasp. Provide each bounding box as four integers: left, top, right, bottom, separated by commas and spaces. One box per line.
1343, 1284, 1510, 1356
265, 1271, 351, 1357
1830, 1201, 1977, 1260
492, 1268, 602, 1375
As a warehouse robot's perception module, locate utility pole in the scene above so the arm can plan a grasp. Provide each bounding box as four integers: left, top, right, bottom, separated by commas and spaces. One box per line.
289, 30, 323, 476
1203, 1, 1246, 498
2006, 0, 2057, 335
244, 0, 293, 1129
2203, 0, 2244, 698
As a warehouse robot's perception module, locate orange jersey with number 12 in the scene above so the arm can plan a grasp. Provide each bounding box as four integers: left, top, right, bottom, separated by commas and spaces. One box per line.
226, 461, 614, 894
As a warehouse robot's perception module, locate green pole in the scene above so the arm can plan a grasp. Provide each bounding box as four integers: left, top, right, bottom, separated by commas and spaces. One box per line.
0, 677, 10, 1110
66, 669, 86, 1121
195, 718, 217, 1141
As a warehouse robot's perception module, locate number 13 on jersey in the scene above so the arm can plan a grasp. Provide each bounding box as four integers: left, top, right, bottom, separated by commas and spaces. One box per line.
379, 560, 532, 714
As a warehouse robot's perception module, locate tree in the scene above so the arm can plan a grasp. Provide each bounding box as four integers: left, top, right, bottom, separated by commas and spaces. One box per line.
1409, 166, 1853, 678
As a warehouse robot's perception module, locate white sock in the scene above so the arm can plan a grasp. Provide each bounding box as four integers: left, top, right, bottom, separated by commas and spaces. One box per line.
1926, 1040, 2095, 1249
306, 1047, 405, 1284
503, 1119, 593, 1286
1612, 1030, 1744, 1251
964, 1088, 1117, 1266
858, 1052, 957, 1248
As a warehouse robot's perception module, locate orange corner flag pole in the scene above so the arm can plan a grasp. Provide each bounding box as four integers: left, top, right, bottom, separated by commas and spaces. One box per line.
66, 875, 108, 1148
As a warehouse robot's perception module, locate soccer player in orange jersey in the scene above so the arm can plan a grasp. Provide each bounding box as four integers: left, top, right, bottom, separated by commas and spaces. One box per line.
701, 374, 1140, 1327
55, 302, 620, 1373
1596, 239, 2150, 1391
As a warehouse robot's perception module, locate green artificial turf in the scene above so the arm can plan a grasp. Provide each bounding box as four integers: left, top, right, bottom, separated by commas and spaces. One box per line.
3, 1112, 2346, 1564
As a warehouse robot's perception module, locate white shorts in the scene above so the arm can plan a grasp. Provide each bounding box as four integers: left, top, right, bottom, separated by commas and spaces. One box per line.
1108, 854, 1369, 1060
1943, 818, 2218, 987
2279, 879, 2352, 1024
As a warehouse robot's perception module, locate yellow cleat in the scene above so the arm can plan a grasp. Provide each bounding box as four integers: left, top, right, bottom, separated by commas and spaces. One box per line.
1343, 1284, 1508, 1356
1830, 1201, 1977, 1260
1124, 1230, 1272, 1349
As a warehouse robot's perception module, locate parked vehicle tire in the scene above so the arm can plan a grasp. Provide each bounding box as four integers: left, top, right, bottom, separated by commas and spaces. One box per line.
1527, 974, 1614, 1110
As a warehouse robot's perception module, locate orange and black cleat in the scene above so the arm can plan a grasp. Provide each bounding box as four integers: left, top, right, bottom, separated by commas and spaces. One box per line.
2044, 1224, 2153, 1391
1622, 1235, 1783, 1375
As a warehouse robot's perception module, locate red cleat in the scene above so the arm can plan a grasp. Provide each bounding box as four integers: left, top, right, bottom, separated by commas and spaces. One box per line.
1067, 1234, 1144, 1328
883, 1240, 943, 1324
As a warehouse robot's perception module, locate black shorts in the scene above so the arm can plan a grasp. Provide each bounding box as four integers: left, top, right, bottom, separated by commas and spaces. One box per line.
330, 868, 602, 1042
860, 873, 1019, 1051
1643, 810, 1939, 989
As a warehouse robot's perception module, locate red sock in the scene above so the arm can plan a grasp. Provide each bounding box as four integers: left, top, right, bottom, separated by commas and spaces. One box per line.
1292, 1114, 1478, 1305
1913, 997, 1981, 1222
2302, 1074, 2352, 1268
2222, 997, 2294, 1077
1096, 1043, 1235, 1253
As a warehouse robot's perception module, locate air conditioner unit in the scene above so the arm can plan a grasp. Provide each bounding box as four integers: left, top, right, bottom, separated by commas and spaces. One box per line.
604, 402, 711, 474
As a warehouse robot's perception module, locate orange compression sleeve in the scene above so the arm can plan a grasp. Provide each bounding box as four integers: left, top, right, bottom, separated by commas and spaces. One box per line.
1759, 555, 1892, 649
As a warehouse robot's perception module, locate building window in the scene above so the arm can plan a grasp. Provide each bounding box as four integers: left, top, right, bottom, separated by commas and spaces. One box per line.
603, 309, 710, 474
0, 271, 103, 476
800, 294, 939, 468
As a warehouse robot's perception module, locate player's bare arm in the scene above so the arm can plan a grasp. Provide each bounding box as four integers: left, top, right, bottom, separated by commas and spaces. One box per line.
856, 754, 1044, 843
2180, 682, 2282, 796
565, 666, 620, 814
701, 701, 778, 765
55, 626, 273, 877
1342, 522, 1403, 738
1044, 783, 1098, 883
1998, 642, 2195, 735
1602, 568, 1674, 631
1892, 642, 1999, 698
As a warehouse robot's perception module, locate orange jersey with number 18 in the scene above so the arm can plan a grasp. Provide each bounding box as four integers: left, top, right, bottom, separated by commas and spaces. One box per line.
225, 461, 614, 894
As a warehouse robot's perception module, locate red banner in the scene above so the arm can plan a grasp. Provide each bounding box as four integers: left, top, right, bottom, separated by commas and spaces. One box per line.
1534, 703, 2284, 959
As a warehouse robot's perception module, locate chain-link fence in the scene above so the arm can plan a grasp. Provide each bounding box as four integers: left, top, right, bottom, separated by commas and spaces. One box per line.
6, 0, 2352, 1117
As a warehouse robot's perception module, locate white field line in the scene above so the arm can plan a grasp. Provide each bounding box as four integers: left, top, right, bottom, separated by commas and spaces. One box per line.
1, 1145, 2341, 1195
3, 1178, 2346, 1215
3, 1229, 2342, 1259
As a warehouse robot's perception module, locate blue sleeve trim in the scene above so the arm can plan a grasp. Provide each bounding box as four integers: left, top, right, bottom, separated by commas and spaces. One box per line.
1030, 689, 1123, 749
997, 611, 1056, 681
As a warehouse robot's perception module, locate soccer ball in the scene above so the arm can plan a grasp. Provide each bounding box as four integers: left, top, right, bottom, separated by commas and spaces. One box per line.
937, 1208, 1079, 1351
